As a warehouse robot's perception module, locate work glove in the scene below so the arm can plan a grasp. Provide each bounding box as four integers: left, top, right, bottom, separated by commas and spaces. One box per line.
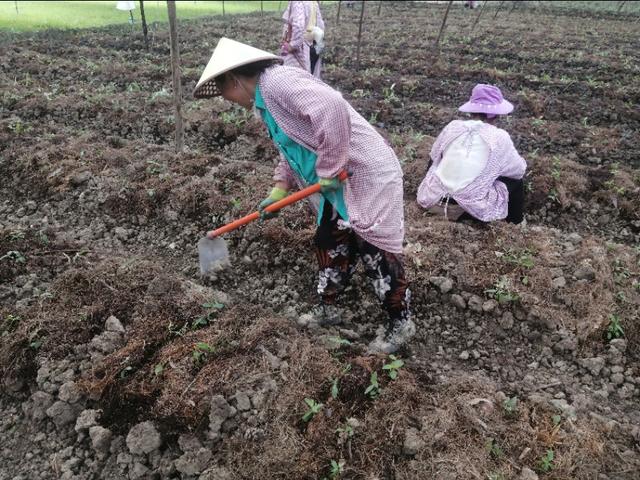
319, 177, 341, 194
258, 187, 288, 220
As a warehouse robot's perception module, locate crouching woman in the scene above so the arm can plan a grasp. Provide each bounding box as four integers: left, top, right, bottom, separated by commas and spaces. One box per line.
418, 84, 527, 224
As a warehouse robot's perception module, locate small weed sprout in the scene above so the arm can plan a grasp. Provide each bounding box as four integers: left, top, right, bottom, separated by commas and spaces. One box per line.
192, 300, 225, 330
550, 156, 562, 180
192, 342, 214, 366
382, 83, 398, 104
329, 459, 344, 479
365, 371, 380, 399
503, 248, 535, 269
328, 336, 352, 347
488, 473, 506, 480
331, 378, 340, 399
0, 251, 26, 264
302, 398, 323, 422
538, 449, 555, 473
153, 362, 165, 376
503, 396, 518, 416
552, 414, 562, 426
486, 277, 519, 304
547, 188, 559, 203
336, 423, 354, 439
1, 314, 21, 336
382, 354, 404, 380
606, 314, 624, 340
8, 231, 25, 241
485, 438, 504, 458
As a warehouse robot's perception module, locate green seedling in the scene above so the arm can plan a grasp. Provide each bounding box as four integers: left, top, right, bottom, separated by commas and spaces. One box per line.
331, 378, 340, 400
382, 354, 404, 380
328, 459, 344, 479
552, 414, 562, 426
485, 438, 504, 458
0, 250, 26, 263
485, 277, 519, 304
504, 248, 535, 269
547, 188, 559, 203
302, 398, 323, 422
1, 314, 20, 336
154, 362, 165, 377
606, 314, 624, 340
8, 231, 25, 241
167, 320, 188, 337
336, 423, 354, 439
550, 156, 562, 180
538, 449, 555, 473
365, 371, 380, 399
503, 396, 518, 416
192, 301, 225, 330
488, 474, 506, 480
328, 336, 352, 347
192, 342, 214, 366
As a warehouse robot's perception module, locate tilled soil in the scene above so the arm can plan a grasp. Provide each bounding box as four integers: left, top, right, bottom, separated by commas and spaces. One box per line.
1, 3, 639, 480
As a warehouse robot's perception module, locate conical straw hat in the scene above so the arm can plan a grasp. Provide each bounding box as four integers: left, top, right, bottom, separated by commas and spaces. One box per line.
193, 37, 282, 99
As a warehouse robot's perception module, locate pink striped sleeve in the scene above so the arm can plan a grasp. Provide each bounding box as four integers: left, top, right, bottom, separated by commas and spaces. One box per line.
288, 2, 306, 51
273, 153, 296, 189
287, 85, 351, 178
497, 131, 527, 179
429, 122, 453, 165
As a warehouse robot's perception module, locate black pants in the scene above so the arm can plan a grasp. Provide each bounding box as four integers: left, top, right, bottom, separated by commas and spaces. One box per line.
314, 206, 411, 325
458, 177, 525, 225
310, 43, 320, 73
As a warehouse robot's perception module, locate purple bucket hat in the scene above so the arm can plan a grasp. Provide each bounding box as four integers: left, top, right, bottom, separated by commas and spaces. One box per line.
459, 84, 514, 116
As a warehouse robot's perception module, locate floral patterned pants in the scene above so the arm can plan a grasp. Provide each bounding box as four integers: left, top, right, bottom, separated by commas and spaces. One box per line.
314, 206, 411, 324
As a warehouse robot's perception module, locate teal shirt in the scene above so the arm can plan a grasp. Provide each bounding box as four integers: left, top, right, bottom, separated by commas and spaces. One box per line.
254, 85, 348, 225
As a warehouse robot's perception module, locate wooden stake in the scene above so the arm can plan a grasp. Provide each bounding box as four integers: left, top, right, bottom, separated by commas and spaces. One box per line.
355, 0, 366, 70
261, 1, 264, 16
15, 1, 18, 14
435, 0, 453, 47
471, 0, 487, 33
493, 0, 505, 19
139, 0, 149, 50
222, 0, 225, 16
167, 0, 184, 153
377, 1, 382, 15
336, 0, 342, 24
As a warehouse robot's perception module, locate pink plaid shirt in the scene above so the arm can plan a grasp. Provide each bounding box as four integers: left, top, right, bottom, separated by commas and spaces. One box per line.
417, 120, 526, 221
281, 1, 324, 78
259, 66, 405, 254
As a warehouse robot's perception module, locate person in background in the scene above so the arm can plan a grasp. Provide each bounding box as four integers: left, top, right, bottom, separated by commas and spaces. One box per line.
193, 38, 414, 354
417, 84, 527, 224
281, 1, 325, 78
465, 0, 479, 9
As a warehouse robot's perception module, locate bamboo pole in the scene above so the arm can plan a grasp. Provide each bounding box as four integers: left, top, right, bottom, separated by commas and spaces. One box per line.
471, 0, 487, 33
167, 0, 184, 153
139, 0, 149, 50
336, 0, 342, 24
355, 1, 365, 70
435, 0, 453, 47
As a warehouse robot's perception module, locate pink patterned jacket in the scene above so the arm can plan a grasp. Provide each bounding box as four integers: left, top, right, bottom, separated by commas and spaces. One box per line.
258, 66, 405, 254
417, 120, 527, 221
281, 1, 324, 78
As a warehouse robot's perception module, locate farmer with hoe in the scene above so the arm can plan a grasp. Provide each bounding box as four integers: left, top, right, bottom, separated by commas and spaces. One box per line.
280, 1, 325, 78
417, 84, 527, 224
193, 38, 414, 354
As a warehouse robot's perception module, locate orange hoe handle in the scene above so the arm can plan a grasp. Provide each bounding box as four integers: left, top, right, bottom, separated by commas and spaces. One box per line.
206, 170, 350, 239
